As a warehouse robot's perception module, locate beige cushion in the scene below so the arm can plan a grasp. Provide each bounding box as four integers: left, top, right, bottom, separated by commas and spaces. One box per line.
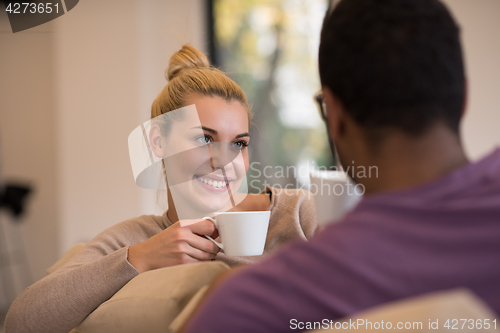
51, 247, 497, 333
46, 243, 87, 275
76, 261, 230, 333
168, 285, 210, 333
307, 288, 499, 333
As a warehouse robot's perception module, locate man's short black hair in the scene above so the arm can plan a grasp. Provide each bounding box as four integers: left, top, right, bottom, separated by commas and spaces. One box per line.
319, 0, 465, 136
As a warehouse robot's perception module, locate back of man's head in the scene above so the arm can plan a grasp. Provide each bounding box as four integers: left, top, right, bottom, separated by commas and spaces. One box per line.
319, 0, 465, 137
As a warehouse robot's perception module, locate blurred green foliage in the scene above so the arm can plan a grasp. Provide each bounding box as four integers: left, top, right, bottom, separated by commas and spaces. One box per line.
213, 0, 335, 191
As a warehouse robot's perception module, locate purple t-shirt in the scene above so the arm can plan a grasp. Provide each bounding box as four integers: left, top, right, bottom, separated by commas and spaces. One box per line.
185, 148, 500, 333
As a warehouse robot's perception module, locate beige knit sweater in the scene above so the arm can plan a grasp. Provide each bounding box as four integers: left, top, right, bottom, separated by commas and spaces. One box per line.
5, 186, 316, 333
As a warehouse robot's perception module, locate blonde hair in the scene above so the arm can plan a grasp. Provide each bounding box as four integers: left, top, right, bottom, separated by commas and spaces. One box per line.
151, 45, 251, 210
151, 44, 251, 124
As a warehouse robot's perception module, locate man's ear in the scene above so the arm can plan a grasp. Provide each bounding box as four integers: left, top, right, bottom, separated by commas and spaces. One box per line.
149, 124, 165, 158
322, 87, 346, 142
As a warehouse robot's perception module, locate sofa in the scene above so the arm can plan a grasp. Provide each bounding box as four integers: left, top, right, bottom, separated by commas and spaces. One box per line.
47, 244, 498, 333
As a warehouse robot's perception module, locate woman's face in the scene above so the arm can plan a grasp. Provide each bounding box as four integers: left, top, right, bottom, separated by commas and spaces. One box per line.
160, 94, 250, 217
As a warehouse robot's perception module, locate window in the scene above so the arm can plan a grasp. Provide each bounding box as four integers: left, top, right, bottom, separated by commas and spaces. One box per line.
209, 0, 334, 191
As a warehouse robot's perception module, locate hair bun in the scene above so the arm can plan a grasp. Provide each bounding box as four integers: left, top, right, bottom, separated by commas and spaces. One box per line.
166, 44, 210, 81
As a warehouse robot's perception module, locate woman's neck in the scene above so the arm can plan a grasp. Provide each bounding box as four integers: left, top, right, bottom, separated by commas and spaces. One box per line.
165, 190, 271, 222
229, 193, 271, 212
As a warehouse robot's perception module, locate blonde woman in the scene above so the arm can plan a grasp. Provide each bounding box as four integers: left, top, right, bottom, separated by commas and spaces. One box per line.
5, 45, 317, 333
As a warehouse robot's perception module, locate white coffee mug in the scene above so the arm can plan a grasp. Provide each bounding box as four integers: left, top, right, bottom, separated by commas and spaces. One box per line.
309, 170, 363, 226
202, 211, 271, 256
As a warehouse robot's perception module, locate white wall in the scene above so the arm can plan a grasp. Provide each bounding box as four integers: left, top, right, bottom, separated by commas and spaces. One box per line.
442, 0, 500, 159
54, 0, 207, 255
0, 14, 58, 293
0, 0, 206, 297
55, 0, 143, 255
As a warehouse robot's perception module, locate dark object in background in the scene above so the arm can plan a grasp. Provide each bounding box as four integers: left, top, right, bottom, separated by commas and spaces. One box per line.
0, 184, 32, 218
3, 0, 80, 33
0, 183, 33, 315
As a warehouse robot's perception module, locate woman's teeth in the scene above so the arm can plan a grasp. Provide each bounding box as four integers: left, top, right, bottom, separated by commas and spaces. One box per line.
198, 177, 227, 189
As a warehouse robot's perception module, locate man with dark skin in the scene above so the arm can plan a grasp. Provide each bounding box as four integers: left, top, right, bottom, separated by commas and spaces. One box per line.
180, 0, 500, 332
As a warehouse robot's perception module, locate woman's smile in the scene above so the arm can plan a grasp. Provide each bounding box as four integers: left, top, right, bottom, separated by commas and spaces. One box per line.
194, 171, 236, 194
195, 176, 229, 193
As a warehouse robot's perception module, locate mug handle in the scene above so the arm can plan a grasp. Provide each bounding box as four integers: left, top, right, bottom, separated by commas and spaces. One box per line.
202, 216, 224, 249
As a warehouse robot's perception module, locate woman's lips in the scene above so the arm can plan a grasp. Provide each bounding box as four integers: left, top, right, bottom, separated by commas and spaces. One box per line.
194, 176, 231, 193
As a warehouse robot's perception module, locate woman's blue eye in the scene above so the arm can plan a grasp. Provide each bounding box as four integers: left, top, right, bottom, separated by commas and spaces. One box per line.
195, 135, 247, 149
196, 135, 212, 145
233, 141, 249, 150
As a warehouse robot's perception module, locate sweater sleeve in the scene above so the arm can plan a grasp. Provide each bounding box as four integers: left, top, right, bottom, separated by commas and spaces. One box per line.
4, 216, 162, 333
297, 190, 319, 239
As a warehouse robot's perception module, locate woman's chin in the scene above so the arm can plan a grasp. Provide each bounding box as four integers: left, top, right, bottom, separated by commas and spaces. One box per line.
190, 184, 235, 213
192, 191, 232, 212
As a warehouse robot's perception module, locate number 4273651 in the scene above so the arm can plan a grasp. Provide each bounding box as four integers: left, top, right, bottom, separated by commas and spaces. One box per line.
444, 319, 497, 330
5, 2, 60, 14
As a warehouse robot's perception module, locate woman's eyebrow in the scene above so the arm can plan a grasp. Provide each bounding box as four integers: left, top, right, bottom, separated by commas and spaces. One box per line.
235, 132, 250, 139
191, 126, 217, 134
190, 127, 249, 139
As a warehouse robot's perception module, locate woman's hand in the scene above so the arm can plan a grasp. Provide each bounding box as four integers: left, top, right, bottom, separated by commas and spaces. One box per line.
128, 220, 220, 273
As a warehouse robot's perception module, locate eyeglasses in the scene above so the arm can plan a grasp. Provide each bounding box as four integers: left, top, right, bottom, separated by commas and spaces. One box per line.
314, 90, 342, 169
314, 91, 327, 121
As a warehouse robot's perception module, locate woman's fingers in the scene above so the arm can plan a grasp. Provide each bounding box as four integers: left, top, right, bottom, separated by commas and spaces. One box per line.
184, 232, 221, 255
155, 220, 220, 264
129, 220, 221, 271
184, 221, 221, 250
183, 244, 218, 261
185, 219, 216, 236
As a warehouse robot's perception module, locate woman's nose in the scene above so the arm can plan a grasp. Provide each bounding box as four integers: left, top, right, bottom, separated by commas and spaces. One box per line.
209, 143, 237, 170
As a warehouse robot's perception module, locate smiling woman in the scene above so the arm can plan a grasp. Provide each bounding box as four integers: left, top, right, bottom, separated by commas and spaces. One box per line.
4, 44, 318, 333
148, 96, 251, 220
